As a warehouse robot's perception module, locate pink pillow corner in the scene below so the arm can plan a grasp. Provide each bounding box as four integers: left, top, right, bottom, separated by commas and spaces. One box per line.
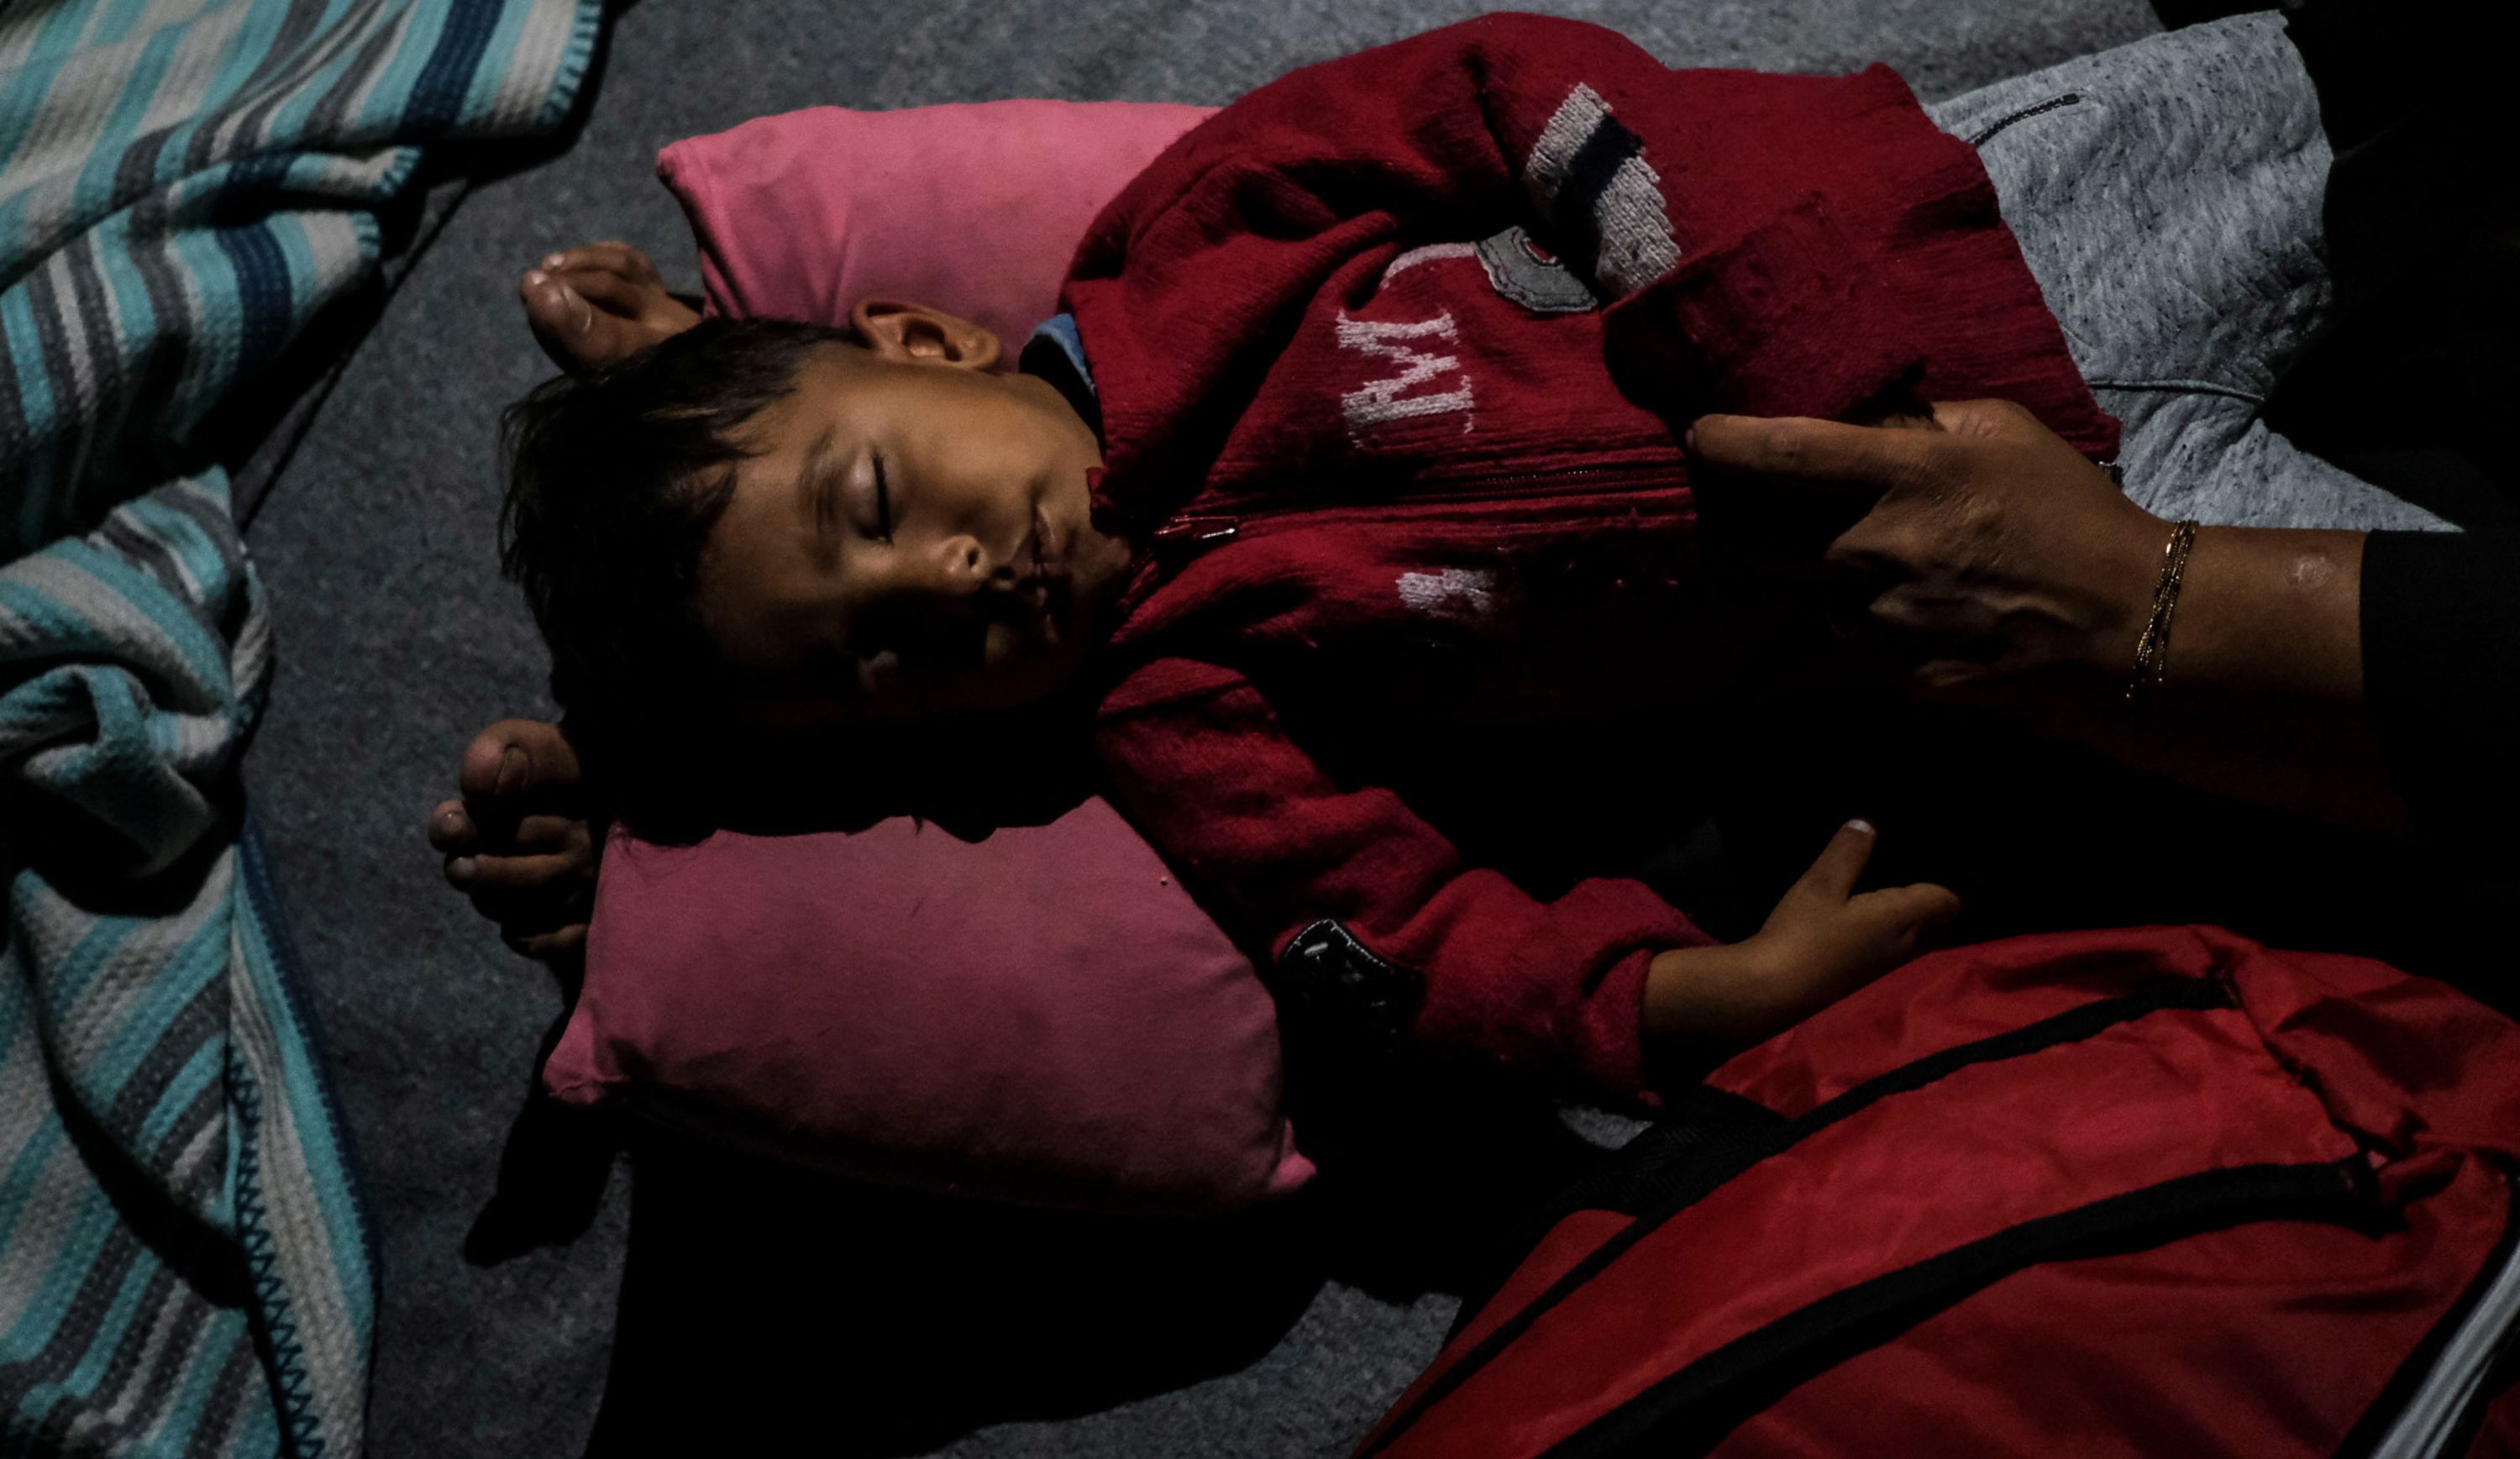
547, 812, 1313, 1215
654, 97, 1216, 354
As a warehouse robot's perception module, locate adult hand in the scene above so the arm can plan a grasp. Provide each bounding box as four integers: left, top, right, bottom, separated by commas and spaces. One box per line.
1689, 399, 2170, 706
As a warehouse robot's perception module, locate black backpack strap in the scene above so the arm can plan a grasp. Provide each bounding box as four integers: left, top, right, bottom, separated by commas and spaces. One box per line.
1448, 1086, 1787, 1345
1789, 973, 2230, 1137
1548, 1157, 2379, 1457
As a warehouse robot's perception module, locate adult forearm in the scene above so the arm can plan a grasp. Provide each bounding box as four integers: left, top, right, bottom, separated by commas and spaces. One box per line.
2040, 526, 2410, 836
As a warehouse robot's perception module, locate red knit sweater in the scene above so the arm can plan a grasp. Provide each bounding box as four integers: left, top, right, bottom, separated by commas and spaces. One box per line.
1061, 13, 2116, 1099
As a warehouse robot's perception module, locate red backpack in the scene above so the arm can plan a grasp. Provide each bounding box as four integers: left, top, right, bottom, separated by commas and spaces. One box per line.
1359, 925, 2520, 1458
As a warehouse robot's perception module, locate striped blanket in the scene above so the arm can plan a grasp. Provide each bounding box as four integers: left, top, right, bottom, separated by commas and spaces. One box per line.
2, 2, 600, 1454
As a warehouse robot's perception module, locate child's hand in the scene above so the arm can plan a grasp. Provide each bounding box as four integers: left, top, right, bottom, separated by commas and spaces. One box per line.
1645, 820, 1959, 1062
427, 718, 599, 964
518, 242, 701, 375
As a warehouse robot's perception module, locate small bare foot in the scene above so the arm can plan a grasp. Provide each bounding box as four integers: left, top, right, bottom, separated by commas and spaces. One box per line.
518, 241, 701, 375
428, 717, 598, 961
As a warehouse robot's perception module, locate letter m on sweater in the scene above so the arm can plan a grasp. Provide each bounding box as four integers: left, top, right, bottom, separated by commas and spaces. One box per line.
1336, 311, 1474, 438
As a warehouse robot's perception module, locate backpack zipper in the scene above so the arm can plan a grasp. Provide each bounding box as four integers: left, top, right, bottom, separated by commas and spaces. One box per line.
2370, 1183, 2520, 1459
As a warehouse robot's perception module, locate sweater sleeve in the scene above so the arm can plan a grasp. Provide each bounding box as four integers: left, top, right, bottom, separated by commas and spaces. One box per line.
1062, 13, 2003, 486
1096, 658, 1714, 1103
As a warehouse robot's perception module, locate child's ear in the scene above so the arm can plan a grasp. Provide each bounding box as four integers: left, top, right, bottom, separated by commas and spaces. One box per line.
850, 299, 1001, 371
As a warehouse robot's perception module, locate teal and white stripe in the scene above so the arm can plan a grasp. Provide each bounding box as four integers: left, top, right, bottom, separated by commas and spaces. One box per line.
1, 475, 349, 1456
2, 0, 601, 1452
2, 0, 601, 558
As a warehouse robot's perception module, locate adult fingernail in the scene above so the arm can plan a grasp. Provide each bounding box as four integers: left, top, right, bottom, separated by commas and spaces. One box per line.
524, 269, 547, 288
570, 290, 592, 332
438, 809, 463, 833
1845, 818, 1876, 836
544, 252, 566, 270
496, 746, 526, 795
449, 857, 476, 882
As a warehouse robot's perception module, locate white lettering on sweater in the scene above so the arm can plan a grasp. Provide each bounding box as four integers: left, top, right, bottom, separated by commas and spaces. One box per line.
1525, 84, 1610, 216
1397, 567, 1498, 619
1378, 242, 1478, 286
1523, 83, 1682, 298
1336, 311, 1474, 438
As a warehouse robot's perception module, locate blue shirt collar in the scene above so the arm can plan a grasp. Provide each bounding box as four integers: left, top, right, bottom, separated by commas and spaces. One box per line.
1020, 312, 1100, 440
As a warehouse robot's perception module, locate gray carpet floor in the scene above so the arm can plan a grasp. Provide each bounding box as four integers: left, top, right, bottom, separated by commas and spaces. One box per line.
241, 0, 2162, 1452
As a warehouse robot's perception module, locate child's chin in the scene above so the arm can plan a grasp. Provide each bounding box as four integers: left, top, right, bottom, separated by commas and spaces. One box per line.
977, 654, 1082, 716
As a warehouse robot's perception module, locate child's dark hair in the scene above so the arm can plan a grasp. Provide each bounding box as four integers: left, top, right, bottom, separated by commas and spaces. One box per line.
498, 316, 853, 779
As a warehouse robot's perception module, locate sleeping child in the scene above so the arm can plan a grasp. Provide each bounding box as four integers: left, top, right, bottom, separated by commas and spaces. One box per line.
448, 10, 2420, 1100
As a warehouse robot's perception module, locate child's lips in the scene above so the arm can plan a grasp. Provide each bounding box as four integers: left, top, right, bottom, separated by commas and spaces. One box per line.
1020, 509, 1070, 614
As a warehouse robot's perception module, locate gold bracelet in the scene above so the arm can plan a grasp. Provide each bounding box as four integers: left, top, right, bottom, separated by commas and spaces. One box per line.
2125, 518, 2200, 706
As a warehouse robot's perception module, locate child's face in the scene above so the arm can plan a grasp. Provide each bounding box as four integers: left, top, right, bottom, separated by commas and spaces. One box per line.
696, 333, 1117, 731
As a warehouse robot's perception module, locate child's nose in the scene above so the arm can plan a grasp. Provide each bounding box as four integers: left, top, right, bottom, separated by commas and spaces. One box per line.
924, 533, 990, 598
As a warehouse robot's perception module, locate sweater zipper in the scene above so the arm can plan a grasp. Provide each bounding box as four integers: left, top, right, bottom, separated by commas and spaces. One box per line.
1150, 459, 1686, 560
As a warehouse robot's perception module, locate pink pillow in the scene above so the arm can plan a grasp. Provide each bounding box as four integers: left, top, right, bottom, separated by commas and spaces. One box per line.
549, 811, 1313, 1213
656, 98, 1215, 357
549, 99, 1311, 1212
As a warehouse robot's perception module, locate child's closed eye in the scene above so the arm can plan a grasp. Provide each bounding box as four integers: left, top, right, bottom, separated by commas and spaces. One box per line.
871, 450, 896, 540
